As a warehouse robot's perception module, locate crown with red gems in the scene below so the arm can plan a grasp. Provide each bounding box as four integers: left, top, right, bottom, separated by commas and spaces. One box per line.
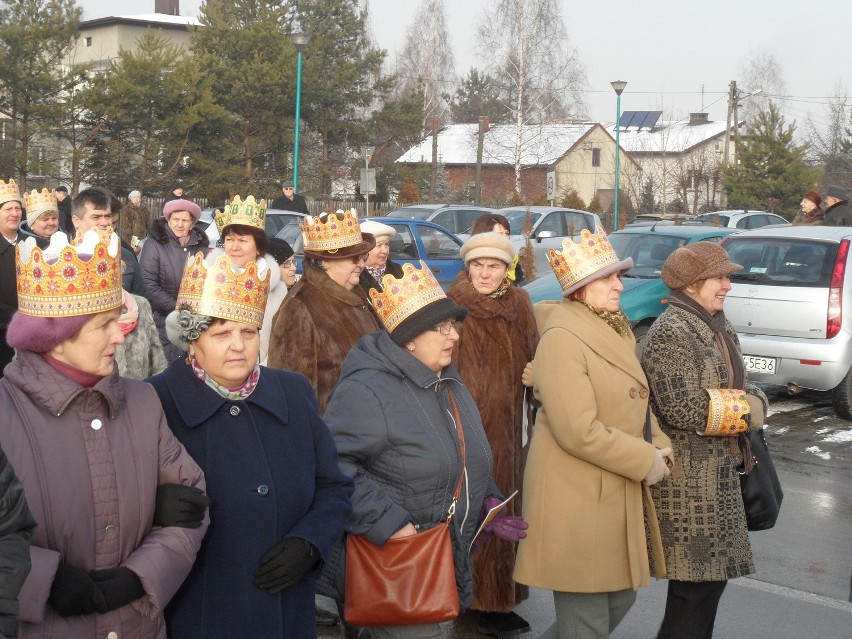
0, 178, 22, 205
214, 194, 267, 235
175, 252, 271, 328
370, 261, 446, 333
16, 230, 122, 317
547, 227, 621, 292
23, 188, 58, 217
704, 389, 750, 435
299, 209, 363, 252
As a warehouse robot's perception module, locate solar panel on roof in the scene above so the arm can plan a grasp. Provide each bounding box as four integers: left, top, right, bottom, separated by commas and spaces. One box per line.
639, 111, 662, 129
618, 110, 662, 130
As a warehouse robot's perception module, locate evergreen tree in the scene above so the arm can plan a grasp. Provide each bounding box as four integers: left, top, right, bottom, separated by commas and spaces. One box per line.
587, 193, 602, 213
723, 103, 821, 215
639, 177, 657, 214
560, 189, 586, 209
448, 69, 510, 124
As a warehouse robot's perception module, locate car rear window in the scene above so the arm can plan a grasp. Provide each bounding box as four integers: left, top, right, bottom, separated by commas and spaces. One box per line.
724, 238, 837, 287
609, 233, 687, 278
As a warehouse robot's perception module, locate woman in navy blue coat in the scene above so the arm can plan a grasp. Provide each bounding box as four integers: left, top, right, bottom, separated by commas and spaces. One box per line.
147, 248, 352, 639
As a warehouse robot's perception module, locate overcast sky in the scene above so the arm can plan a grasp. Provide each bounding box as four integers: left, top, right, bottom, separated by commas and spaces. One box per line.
77, 0, 850, 133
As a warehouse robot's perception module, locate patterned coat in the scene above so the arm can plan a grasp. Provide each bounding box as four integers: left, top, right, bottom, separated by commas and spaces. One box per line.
447, 273, 538, 612
641, 305, 764, 581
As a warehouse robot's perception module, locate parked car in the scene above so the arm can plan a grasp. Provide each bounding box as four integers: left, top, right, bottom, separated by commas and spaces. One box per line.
277, 217, 465, 289
497, 206, 603, 279
199, 207, 308, 246
721, 226, 852, 419
524, 225, 738, 351
690, 210, 789, 229
386, 204, 496, 237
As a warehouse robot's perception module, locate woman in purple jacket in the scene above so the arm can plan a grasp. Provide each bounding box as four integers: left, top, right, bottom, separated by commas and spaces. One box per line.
0, 229, 208, 638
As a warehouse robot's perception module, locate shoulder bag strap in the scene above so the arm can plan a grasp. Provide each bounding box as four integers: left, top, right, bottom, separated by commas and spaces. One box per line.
446, 387, 467, 520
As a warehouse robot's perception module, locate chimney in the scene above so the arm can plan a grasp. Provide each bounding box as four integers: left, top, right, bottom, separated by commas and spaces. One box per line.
155, 0, 179, 15
688, 112, 709, 126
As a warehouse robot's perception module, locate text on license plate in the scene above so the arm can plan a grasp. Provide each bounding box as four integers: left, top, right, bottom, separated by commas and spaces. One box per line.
743, 355, 776, 374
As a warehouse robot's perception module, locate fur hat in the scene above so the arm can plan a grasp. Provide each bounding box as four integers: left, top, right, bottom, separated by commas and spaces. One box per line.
128, 190, 142, 200
824, 185, 847, 201
661, 242, 742, 291
460, 232, 514, 266
163, 198, 201, 221
359, 220, 396, 243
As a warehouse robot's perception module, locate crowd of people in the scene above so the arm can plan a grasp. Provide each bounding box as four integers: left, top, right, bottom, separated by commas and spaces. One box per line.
0, 176, 774, 638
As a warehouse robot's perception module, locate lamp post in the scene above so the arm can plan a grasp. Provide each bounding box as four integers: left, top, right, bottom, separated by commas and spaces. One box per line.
362, 145, 374, 215
611, 80, 627, 231
291, 31, 310, 193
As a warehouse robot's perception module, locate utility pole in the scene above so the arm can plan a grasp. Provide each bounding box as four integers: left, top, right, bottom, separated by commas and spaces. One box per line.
475, 116, 489, 204
721, 80, 736, 208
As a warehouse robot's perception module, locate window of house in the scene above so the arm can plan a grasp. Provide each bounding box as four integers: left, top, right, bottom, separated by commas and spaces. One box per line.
85, 37, 92, 47
591, 148, 601, 167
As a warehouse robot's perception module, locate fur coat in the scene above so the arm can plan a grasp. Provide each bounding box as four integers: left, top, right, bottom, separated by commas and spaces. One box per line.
447, 273, 539, 611
267, 264, 380, 414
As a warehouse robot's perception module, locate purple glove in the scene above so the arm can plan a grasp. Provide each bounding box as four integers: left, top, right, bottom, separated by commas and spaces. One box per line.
478, 496, 529, 544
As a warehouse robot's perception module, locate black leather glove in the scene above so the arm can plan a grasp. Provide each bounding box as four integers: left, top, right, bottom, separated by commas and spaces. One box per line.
89, 567, 145, 613
49, 564, 99, 617
253, 537, 319, 594
153, 483, 210, 528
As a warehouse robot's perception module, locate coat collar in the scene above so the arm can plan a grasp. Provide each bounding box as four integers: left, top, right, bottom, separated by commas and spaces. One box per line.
447, 272, 519, 321
4, 350, 124, 418
160, 358, 290, 428
548, 300, 646, 384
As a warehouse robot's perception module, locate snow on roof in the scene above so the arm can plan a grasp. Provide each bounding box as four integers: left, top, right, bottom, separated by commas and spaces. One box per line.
397, 123, 599, 166
82, 14, 201, 28
603, 119, 728, 154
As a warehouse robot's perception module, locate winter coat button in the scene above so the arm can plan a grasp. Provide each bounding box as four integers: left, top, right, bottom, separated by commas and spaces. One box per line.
107, 632, 118, 639
105, 524, 117, 539
91, 419, 103, 430
640, 388, 649, 399
257, 484, 270, 495
229, 406, 240, 416
629, 388, 638, 399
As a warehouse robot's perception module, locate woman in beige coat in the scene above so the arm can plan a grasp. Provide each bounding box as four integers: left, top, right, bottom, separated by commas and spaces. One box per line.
514, 228, 672, 639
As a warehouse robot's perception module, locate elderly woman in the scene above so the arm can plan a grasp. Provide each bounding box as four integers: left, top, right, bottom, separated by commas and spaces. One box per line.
19, 189, 59, 248
147, 250, 352, 638
446, 232, 539, 637
1, 229, 207, 638
514, 228, 672, 639
139, 198, 209, 362
471, 212, 524, 285
358, 219, 403, 293
268, 210, 380, 413
792, 191, 824, 226
640, 242, 767, 639
121, 190, 154, 250
323, 262, 526, 639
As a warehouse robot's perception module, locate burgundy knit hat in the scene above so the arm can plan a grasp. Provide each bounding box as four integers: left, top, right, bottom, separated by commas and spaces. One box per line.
6, 312, 91, 353
803, 191, 821, 207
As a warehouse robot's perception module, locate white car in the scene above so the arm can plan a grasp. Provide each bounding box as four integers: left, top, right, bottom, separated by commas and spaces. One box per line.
198, 208, 308, 246
692, 210, 789, 229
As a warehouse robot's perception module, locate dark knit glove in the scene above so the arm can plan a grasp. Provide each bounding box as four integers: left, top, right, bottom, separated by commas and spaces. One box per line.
89, 567, 145, 613
49, 564, 99, 617
253, 537, 319, 594
153, 483, 210, 528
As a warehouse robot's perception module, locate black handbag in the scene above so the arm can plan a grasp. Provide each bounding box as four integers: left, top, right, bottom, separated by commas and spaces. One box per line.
739, 428, 783, 531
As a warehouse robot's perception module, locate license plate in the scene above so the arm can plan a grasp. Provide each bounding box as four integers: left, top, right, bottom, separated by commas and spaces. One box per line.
743, 355, 776, 374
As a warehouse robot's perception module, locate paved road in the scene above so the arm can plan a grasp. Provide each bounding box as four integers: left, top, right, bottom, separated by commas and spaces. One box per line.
320, 384, 852, 638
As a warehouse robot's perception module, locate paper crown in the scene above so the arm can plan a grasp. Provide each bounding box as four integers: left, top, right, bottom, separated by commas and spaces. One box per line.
23, 188, 58, 217
0, 178, 22, 205
175, 252, 271, 328
370, 261, 446, 333
214, 194, 267, 235
16, 230, 122, 318
704, 389, 750, 435
548, 227, 622, 292
300, 209, 363, 252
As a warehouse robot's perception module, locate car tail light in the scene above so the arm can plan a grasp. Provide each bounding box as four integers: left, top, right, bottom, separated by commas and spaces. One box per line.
827, 239, 849, 339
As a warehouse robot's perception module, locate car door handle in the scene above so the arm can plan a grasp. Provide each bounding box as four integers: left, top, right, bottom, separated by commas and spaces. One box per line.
432, 267, 441, 272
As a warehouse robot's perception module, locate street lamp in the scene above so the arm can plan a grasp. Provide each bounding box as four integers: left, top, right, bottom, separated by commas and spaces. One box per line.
361, 145, 374, 215
611, 80, 627, 231
291, 31, 311, 193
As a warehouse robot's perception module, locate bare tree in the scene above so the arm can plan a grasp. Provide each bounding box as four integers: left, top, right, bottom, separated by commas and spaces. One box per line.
476, 0, 587, 196
806, 84, 850, 183
394, 0, 456, 133
737, 49, 788, 123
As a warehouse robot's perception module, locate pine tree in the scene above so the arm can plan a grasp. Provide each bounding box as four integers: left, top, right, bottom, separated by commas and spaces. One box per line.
587, 193, 603, 213
560, 189, 586, 209
639, 178, 657, 214
448, 69, 510, 124
723, 103, 821, 215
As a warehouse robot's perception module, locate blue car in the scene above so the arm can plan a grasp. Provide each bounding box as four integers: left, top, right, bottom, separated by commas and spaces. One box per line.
277, 217, 465, 290
523, 224, 739, 349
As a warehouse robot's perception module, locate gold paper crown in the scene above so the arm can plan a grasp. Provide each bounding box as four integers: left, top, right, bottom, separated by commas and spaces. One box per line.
369, 261, 446, 333
547, 227, 620, 292
16, 230, 122, 317
704, 388, 750, 436
0, 178, 22, 205
214, 195, 267, 235
23, 188, 58, 217
175, 252, 271, 328
300, 209, 362, 252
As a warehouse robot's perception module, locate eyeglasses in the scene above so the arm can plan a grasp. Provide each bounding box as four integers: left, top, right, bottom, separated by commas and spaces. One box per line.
351, 253, 369, 264
430, 320, 462, 335
282, 258, 296, 269
283, 187, 294, 191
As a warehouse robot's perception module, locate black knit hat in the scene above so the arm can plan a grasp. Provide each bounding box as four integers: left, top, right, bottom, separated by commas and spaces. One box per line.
389, 297, 468, 346
267, 237, 294, 264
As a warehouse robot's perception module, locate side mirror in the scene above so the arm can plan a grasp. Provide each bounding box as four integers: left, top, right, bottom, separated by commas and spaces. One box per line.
536, 230, 554, 243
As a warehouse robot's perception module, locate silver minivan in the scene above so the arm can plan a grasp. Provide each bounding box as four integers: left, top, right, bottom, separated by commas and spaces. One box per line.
722, 226, 852, 419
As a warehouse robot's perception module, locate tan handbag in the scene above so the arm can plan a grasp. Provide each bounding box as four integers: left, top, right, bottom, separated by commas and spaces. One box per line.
343, 389, 467, 627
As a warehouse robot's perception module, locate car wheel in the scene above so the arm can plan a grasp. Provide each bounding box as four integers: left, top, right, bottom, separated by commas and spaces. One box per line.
830, 366, 852, 421
633, 323, 652, 359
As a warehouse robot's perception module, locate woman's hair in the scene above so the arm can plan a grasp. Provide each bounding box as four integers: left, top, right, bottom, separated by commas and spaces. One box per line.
471, 213, 511, 235
223, 224, 269, 256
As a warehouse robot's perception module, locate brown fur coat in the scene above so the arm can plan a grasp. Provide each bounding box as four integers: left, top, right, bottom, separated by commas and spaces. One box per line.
447, 272, 539, 612
267, 264, 380, 415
